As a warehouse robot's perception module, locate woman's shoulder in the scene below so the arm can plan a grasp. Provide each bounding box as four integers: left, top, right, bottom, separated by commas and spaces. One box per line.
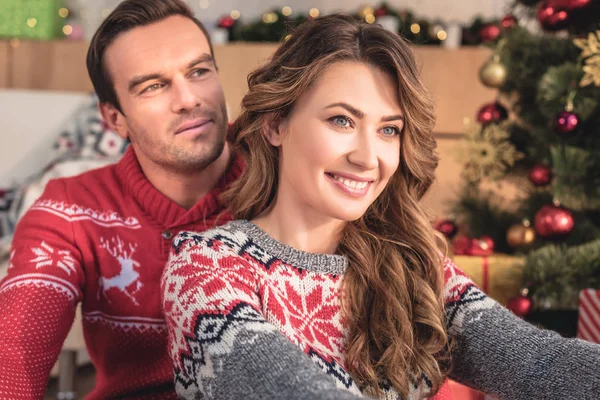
171, 220, 253, 257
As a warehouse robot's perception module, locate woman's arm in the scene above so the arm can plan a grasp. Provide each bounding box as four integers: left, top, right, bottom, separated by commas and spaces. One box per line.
443, 258, 600, 400
161, 230, 362, 400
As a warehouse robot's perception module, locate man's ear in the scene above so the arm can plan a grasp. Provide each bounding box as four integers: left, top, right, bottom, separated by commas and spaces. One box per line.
99, 102, 128, 140
263, 115, 288, 147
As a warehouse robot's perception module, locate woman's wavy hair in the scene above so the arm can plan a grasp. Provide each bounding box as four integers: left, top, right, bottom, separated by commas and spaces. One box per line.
222, 14, 450, 397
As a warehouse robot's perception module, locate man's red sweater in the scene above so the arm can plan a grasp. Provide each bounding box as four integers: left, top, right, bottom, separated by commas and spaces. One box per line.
0, 147, 243, 399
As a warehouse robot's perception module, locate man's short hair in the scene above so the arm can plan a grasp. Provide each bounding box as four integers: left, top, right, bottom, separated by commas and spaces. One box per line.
86, 0, 215, 113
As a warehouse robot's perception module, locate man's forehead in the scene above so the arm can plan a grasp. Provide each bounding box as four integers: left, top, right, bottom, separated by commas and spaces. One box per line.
105, 16, 210, 81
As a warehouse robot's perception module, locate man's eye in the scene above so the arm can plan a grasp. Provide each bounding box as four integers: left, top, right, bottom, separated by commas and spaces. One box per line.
143, 83, 163, 93
191, 68, 208, 77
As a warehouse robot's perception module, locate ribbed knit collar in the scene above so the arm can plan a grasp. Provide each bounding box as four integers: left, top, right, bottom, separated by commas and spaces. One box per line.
227, 220, 348, 275
116, 147, 244, 228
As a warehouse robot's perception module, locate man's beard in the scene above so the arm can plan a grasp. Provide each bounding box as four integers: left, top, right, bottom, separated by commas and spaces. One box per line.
129, 105, 228, 173
164, 125, 227, 173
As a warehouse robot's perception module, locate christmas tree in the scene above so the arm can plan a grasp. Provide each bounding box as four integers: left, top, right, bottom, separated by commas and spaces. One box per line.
448, 0, 600, 332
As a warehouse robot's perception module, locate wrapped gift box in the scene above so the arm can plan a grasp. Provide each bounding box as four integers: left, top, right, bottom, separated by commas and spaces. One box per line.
577, 289, 600, 344
0, 0, 64, 40
451, 254, 525, 306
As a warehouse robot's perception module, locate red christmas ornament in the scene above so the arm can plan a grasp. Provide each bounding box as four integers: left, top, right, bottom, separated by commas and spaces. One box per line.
479, 236, 495, 252
507, 294, 532, 317
537, 1, 570, 31
553, 111, 580, 136
480, 24, 501, 42
534, 205, 575, 238
501, 14, 517, 29
469, 236, 495, 256
218, 15, 236, 29
529, 164, 553, 187
451, 234, 494, 256
477, 102, 508, 125
435, 219, 458, 239
451, 235, 471, 255
374, 6, 389, 17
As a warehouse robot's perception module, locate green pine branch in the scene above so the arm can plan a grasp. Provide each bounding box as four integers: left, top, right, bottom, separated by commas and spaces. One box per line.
523, 239, 600, 309
451, 185, 521, 253
550, 145, 600, 211
499, 27, 580, 96
537, 63, 598, 121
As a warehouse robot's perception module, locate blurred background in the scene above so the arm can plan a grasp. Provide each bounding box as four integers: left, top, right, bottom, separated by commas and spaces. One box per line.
1, 0, 510, 41
0, 1, 599, 399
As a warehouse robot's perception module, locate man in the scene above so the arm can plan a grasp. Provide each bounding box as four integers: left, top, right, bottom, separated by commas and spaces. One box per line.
0, 1, 239, 398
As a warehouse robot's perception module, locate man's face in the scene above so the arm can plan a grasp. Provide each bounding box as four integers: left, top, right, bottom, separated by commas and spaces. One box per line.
102, 15, 227, 173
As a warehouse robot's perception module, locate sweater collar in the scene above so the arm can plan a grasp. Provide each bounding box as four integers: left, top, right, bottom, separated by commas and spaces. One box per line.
116, 146, 244, 228
225, 220, 348, 275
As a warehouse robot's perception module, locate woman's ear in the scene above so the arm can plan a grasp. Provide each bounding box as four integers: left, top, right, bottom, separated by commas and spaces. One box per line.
262, 116, 284, 147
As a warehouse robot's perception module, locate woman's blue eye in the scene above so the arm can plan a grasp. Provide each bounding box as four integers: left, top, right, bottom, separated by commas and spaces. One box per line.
381, 126, 399, 137
332, 116, 351, 128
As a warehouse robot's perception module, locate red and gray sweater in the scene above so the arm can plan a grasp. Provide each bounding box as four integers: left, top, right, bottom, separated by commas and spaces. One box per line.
162, 220, 600, 400
0, 147, 243, 399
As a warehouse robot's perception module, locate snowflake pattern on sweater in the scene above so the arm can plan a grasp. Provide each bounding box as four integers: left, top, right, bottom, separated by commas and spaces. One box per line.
162, 221, 492, 399
29, 241, 77, 274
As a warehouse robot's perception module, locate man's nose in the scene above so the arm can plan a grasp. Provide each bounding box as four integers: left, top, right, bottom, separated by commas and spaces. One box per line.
171, 75, 199, 112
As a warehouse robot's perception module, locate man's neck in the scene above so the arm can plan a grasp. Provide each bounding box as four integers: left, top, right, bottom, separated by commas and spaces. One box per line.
134, 144, 231, 209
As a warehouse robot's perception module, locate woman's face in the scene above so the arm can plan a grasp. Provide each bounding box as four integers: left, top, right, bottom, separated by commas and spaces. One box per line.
270, 61, 403, 222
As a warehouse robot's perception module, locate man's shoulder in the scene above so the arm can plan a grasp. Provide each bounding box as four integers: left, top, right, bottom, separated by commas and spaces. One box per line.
58, 160, 120, 189
20, 160, 138, 231
38, 160, 122, 204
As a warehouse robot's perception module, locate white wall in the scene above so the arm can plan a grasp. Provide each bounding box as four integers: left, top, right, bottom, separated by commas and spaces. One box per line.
67, 0, 512, 39
0, 90, 89, 188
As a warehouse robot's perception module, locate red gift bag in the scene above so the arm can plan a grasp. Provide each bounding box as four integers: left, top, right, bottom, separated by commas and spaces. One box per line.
431, 380, 453, 400
577, 289, 600, 344
447, 380, 485, 400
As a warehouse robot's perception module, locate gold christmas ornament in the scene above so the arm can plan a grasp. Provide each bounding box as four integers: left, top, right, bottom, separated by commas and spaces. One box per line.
456, 121, 523, 184
574, 30, 600, 87
479, 56, 507, 88
506, 221, 536, 248
359, 5, 374, 18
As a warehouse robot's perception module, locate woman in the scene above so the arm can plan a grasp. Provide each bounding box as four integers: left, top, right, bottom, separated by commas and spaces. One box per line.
161, 15, 600, 400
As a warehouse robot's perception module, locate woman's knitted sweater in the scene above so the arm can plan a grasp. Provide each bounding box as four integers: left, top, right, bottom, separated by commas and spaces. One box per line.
161, 220, 600, 399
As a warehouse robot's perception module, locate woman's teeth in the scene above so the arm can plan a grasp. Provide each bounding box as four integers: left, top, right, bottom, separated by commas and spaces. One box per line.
331, 174, 368, 190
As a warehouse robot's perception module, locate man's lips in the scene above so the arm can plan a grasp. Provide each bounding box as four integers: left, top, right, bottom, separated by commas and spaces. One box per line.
174, 118, 212, 134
